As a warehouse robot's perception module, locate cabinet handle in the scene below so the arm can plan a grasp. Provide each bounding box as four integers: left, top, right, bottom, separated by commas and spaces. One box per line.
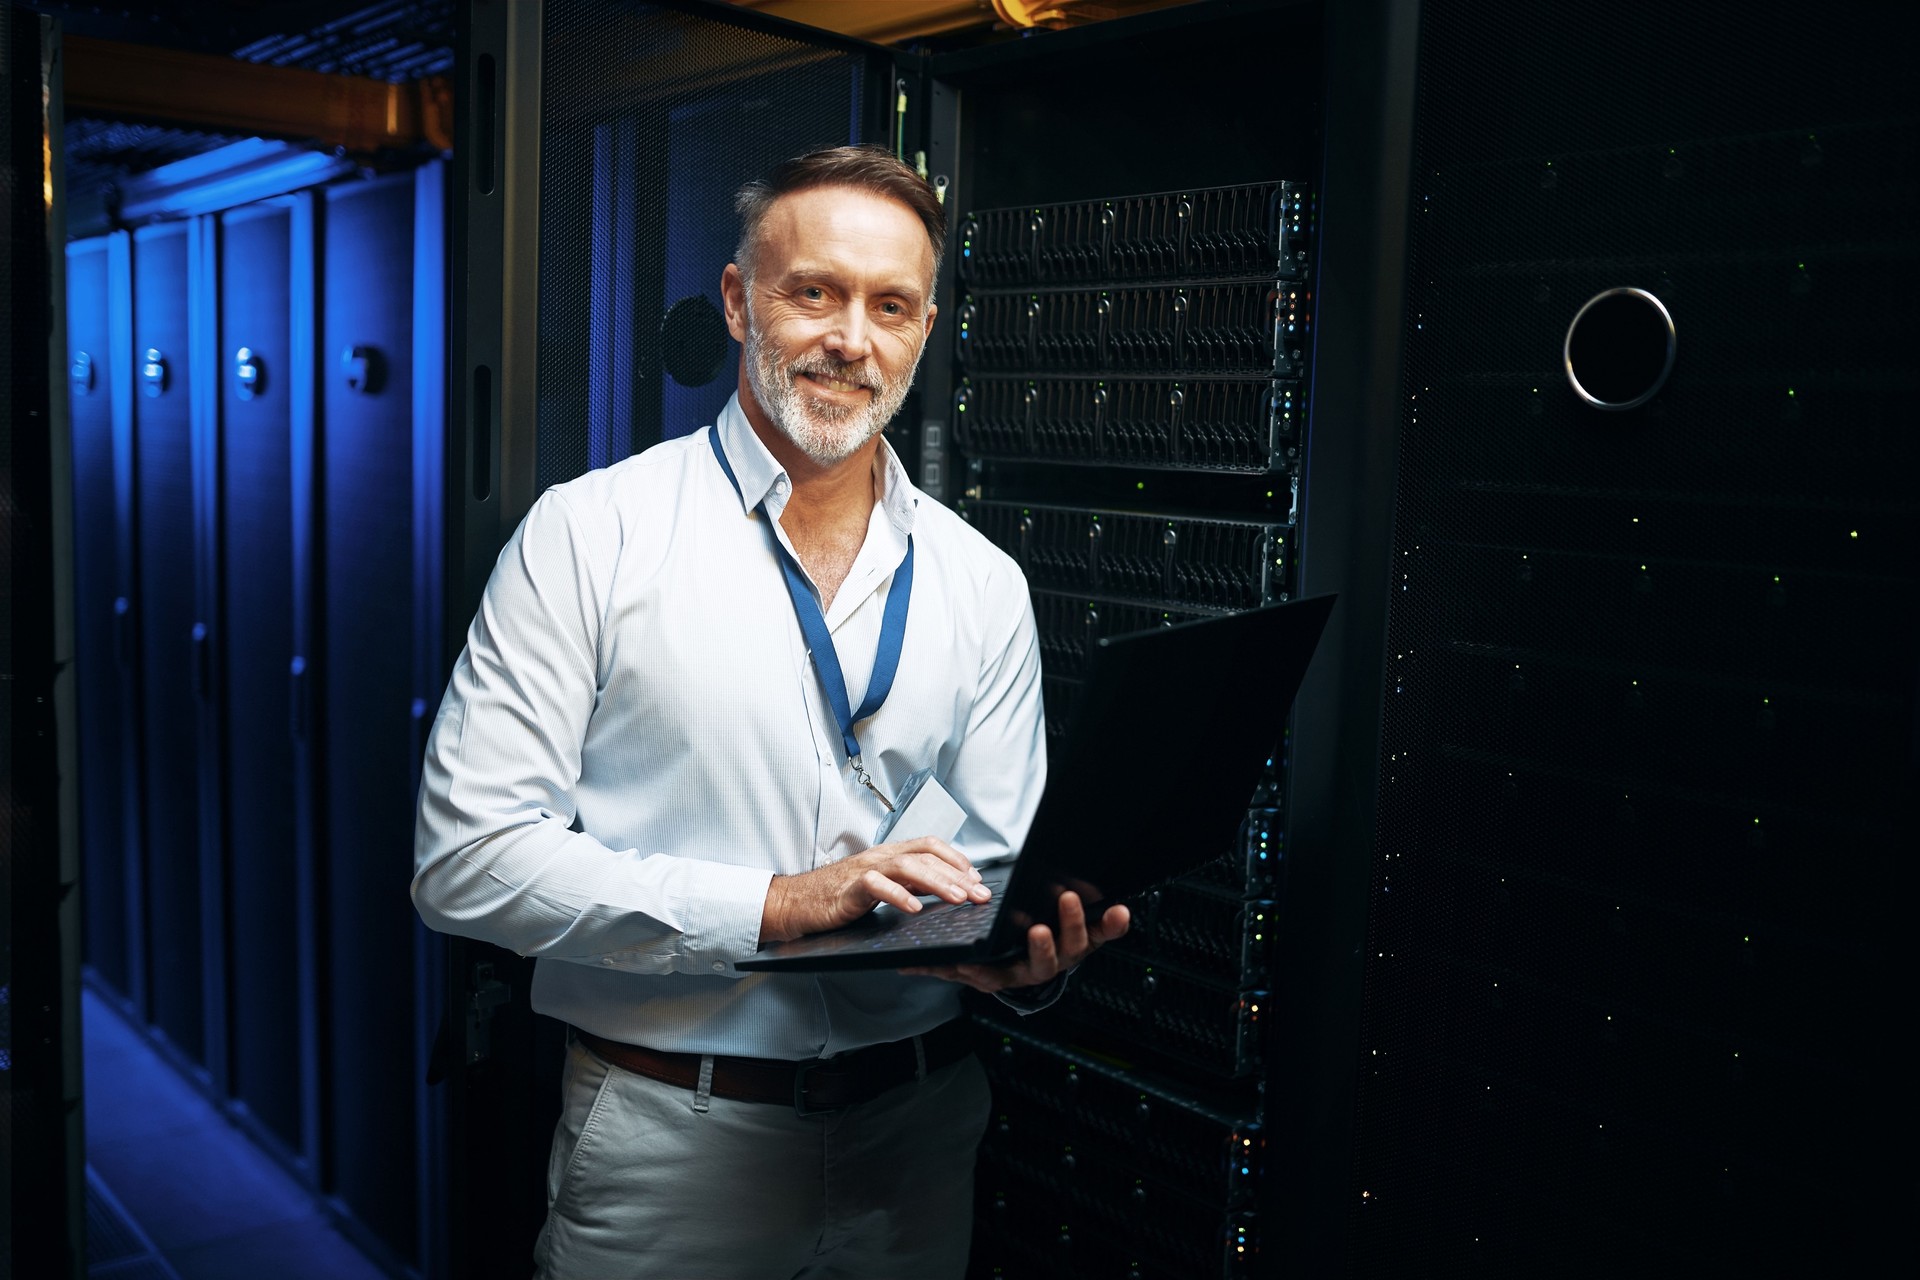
290, 655, 310, 741
114, 596, 133, 667
191, 622, 210, 700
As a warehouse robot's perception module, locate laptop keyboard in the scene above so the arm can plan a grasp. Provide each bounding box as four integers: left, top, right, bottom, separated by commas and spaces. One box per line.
865, 901, 996, 948
801, 864, 1014, 957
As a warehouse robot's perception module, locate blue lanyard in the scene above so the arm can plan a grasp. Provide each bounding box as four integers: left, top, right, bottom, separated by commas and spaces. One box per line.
709, 428, 914, 803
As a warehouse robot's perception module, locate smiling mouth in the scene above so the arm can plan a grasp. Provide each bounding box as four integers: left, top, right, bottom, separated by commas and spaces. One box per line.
798, 370, 870, 395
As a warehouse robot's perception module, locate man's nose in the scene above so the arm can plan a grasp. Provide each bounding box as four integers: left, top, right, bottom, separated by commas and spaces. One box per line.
824, 304, 872, 362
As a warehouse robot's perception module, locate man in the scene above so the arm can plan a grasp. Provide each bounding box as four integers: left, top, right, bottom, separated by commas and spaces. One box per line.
413, 145, 1129, 1279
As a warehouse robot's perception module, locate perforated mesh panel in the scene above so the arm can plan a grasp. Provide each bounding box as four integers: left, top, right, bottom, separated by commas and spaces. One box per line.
534, 1, 870, 488
1355, 2, 1920, 1273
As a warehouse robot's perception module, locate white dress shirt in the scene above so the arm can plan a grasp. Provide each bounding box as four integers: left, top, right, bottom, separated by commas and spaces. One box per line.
412, 394, 1047, 1057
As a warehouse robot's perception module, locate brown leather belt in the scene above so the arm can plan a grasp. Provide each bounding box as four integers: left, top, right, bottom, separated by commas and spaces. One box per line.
575, 1018, 974, 1117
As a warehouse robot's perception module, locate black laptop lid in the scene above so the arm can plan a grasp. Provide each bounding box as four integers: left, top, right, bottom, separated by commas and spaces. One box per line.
995, 594, 1335, 941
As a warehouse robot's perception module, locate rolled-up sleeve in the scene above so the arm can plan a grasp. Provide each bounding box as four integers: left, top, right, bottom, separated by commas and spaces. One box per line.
411, 490, 771, 975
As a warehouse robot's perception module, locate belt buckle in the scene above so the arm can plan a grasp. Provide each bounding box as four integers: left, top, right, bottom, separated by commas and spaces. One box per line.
793, 1057, 835, 1118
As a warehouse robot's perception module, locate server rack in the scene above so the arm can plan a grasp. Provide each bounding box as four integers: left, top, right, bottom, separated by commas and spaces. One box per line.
914, 16, 1326, 1274
1349, 2, 1920, 1273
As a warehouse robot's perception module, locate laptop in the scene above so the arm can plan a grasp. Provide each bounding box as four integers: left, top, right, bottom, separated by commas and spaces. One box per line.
735, 593, 1335, 973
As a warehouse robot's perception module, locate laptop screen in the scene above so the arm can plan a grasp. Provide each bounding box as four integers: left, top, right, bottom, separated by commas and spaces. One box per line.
997, 594, 1335, 938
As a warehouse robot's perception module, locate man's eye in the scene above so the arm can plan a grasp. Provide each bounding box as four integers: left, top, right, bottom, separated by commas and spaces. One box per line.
802, 286, 825, 300
880, 302, 903, 316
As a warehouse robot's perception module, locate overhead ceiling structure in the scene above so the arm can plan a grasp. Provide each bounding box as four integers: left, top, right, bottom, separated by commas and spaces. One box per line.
37, 0, 453, 234
42, 0, 1202, 235
30, 0, 452, 67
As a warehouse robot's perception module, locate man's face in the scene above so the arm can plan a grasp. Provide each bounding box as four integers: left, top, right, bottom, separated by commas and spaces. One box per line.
723, 185, 938, 467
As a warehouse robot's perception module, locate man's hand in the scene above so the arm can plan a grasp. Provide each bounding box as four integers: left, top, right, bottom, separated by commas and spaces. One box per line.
759, 837, 990, 944
898, 889, 1130, 994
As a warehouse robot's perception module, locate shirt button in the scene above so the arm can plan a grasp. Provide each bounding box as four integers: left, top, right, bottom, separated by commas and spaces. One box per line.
711, 962, 727, 973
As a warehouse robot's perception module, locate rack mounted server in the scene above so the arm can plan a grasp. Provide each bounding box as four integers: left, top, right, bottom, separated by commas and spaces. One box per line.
970, 1020, 1264, 1280
958, 177, 1315, 1278
952, 181, 1313, 475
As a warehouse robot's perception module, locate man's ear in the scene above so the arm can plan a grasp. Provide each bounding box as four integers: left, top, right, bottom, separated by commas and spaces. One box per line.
720, 262, 750, 343
923, 302, 938, 340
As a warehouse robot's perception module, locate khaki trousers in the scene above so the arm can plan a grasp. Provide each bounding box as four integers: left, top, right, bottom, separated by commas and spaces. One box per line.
532, 1032, 991, 1280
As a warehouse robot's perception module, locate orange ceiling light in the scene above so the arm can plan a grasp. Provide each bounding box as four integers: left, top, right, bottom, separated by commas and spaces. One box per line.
725, 0, 1203, 45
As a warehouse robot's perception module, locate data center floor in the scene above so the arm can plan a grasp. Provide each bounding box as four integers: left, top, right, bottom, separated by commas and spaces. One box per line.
81, 986, 390, 1280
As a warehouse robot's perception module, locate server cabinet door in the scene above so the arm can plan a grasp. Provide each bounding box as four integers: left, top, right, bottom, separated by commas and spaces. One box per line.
67, 236, 130, 996
217, 199, 305, 1161
321, 171, 423, 1270
1350, 2, 1920, 1272
129, 221, 205, 1067
447, 5, 898, 1276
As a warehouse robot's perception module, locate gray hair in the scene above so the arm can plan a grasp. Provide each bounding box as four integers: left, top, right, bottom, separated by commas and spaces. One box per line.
733, 144, 946, 296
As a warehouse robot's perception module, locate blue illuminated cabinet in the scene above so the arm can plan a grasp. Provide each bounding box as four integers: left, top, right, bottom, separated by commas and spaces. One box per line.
66, 162, 448, 1278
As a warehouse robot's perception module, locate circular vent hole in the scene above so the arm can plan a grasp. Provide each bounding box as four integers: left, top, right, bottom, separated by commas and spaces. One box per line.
1563, 288, 1675, 410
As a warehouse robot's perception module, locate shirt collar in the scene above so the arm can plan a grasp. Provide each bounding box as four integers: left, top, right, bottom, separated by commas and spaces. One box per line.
715, 392, 919, 536
715, 394, 786, 514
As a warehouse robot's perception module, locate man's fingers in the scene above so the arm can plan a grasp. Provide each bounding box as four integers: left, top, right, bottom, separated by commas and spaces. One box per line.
891, 851, 989, 904
899, 893, 1129, 993
1026, 923, 1060, 983
1055, 891, 1090, 956
847, 851, 989, 917
858, 868, 922, 913
775, 842, 996, 939
896, 835, 975, 875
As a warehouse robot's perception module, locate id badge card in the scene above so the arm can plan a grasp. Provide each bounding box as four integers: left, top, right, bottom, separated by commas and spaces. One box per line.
872, 767, 968, 846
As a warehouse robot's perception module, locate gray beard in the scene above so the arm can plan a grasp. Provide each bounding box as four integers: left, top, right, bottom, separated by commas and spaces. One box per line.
743, 305, 923, 466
